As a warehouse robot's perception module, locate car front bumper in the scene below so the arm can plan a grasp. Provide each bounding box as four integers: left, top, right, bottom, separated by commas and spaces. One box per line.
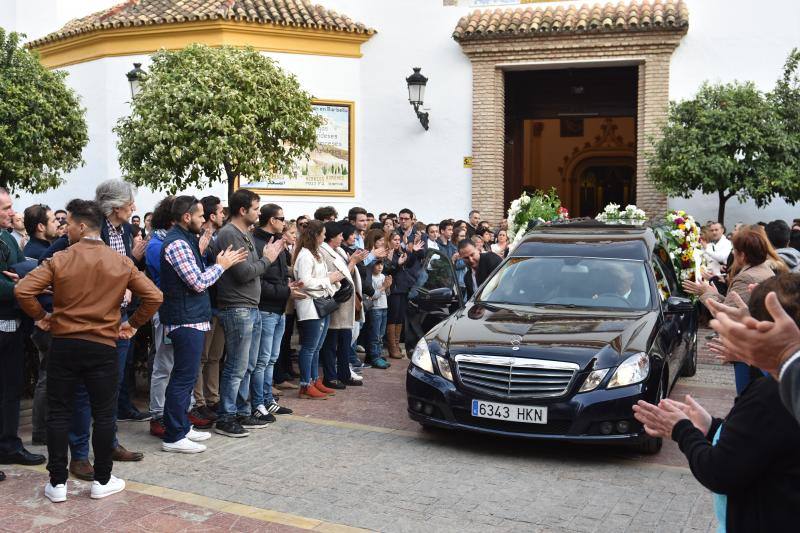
406, 364, 659, 444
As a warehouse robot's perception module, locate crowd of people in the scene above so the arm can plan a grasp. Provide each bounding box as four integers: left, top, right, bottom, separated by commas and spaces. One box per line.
4, 181, 800, 530
0, 181, 504, 501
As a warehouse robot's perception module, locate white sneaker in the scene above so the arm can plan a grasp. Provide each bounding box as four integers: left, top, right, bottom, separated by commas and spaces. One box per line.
162, 437, 207, 454
187, 427, 211, 442
45, 481, 67, 503
90, 475, 125, 499
349, 368, 363, 381
255, 404, 269, 416
356, 345, 366, 354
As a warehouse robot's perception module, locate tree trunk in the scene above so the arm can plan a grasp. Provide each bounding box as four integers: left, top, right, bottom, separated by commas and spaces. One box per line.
224, 162, 237, 201
717, 190, 730, 226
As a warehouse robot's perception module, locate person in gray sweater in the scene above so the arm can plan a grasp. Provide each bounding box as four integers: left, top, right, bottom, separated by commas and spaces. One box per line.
212, 190, 285, 438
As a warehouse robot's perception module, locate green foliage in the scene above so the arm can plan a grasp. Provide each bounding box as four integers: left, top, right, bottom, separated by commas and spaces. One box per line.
648, 52, 800, 224
115, 44, 322, 197
0, 28, 87, 193
770, 48, 800, 200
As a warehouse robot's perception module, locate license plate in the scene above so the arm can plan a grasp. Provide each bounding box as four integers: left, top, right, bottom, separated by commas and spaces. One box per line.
471, 399, 547, 424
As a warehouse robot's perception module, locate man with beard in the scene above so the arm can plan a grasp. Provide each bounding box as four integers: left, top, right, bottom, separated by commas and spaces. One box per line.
159, 196, 248, 453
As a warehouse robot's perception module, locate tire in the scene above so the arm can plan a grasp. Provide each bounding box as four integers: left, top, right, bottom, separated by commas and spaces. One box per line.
680, 332, 698, 377
633, 376, 665, 454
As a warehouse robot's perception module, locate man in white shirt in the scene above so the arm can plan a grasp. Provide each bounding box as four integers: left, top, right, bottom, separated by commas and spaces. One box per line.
703, 222, 732, 277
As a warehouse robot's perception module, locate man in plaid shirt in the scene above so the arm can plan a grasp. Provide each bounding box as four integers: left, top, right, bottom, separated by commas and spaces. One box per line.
158, 196, 247, 453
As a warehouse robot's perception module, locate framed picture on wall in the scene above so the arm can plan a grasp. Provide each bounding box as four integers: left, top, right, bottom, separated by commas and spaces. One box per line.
560, 117, 584, 137
237, 100, 355, 197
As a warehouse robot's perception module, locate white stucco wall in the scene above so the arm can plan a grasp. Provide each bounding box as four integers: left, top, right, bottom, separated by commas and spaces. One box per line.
3, 0, 800, 227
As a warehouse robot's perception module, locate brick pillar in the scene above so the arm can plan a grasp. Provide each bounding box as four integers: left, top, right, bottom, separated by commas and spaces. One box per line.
471, 62, 505, 224
636, 56, 670, 218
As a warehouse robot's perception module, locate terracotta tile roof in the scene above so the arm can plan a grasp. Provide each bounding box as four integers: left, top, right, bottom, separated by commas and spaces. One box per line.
453, 0, 688, 41
30, 0, 375, 47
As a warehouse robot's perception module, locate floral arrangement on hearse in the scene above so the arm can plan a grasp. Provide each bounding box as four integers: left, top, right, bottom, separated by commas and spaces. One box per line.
594, 203, 647, 224
653, 209, 702, 283
506, 187, 569, 249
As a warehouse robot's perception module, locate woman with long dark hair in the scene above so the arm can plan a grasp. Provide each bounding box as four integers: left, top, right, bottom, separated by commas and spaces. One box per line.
292, 221, 344, 399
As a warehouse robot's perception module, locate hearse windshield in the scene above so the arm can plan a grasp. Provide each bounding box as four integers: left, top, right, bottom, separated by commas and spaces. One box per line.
477, 256, 652, 310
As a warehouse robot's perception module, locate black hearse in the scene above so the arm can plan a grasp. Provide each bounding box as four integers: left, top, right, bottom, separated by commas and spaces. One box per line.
404, 222, 698, 453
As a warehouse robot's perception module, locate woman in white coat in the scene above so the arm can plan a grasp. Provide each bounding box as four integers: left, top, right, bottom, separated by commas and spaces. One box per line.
319, 222, 369, 389
292, 221, 344, 400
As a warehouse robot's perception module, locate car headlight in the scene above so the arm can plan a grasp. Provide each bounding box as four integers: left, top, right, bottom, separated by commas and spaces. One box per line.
607, 352, 650, 389
435, 355, 453, 382
578, 368, 609, 393
411, 338, 434, 374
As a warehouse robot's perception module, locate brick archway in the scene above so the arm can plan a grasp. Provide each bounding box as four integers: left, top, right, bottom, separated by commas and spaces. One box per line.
453, 1, 689, 223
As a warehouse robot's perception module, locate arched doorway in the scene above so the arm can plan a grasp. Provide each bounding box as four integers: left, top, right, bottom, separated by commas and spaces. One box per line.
573, 157, 636, 218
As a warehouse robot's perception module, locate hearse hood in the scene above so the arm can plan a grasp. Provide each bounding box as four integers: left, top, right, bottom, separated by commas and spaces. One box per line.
441, 303, 658, 370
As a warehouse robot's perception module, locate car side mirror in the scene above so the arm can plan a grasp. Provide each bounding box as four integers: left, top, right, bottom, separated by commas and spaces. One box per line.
419, 287, 455, 304
665, 296, 693, 313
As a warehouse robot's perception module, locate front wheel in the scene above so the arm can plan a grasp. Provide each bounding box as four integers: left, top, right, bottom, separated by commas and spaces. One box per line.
680, 333, 698, 377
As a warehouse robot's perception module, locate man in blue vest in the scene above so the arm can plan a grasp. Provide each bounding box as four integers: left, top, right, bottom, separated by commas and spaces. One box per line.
159, 196, 247, 453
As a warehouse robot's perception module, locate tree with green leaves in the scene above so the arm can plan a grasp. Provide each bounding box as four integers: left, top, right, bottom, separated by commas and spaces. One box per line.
648, 62, 798, 224
115, 44, 322, 198
0, 29, 87, 193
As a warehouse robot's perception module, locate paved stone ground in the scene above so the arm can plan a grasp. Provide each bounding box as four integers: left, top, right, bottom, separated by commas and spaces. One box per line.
6, 327, 735, 533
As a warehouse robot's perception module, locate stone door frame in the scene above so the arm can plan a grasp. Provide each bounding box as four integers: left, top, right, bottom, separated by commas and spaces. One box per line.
458, 31, 686, 223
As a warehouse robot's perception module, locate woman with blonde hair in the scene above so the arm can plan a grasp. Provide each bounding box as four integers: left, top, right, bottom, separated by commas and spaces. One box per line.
683, 225, 777, 393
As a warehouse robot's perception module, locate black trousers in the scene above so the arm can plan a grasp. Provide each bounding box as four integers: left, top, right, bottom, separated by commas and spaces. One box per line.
47, 338, 118, 485
0, 329, 24, 456
275, 313, 295, 383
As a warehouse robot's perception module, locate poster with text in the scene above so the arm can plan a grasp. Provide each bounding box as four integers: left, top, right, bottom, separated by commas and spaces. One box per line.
240, 101, 354, 196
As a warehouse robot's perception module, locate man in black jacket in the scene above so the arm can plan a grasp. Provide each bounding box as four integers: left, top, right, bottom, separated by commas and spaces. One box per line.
250, 204, 300, 421
458, 239, 501, 300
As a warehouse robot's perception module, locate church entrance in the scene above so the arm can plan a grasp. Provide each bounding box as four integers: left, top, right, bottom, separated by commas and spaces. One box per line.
504, 66, 638, 218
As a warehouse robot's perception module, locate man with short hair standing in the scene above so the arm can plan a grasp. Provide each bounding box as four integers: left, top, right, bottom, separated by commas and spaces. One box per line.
213, 189, 285, 438
15, 199, 162, 502
703, 222, 732, 278
251, 203, 299, 422
191, 195, 228, 423
23, 204, 61, 445
0, 188, 46, 480
160, 196, 247, 453
396, 208, 418, 250
466, 210, 481, 238
458, 238, 501, 300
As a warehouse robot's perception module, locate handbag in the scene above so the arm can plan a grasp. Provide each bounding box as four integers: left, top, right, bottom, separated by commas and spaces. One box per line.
313, 296, 340, 318
333, 277, 353, 303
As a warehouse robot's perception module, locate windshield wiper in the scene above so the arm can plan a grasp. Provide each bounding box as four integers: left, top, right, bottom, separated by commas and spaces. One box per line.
531, 303, 580, 309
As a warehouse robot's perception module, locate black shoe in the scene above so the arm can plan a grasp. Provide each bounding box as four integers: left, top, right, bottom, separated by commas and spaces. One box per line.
323, 379, 346, 390
252, 410, 276, 423
118, 410, 153, 422
214, 419, 250, 438
342, 378, 363, 387
266, 401, 293, 415
0, 470, 5, 481
237, 415, 269, 429
0, 448, 46, 466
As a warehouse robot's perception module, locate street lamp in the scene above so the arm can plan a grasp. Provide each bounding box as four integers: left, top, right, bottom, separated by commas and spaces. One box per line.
406, 67, 429, 131
126, 62, 147, 99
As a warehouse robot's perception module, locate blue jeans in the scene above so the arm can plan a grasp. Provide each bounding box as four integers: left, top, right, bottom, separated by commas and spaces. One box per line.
251, 312, 286, 408
217, 308, 262, 421
368, 308, 388, 359
69, 331, 128, 458
321, 328, 352, 383
297, 316, 330, 386
163, 327, 205, 443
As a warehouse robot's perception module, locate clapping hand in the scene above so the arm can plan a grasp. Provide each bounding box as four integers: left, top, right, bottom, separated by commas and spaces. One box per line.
382, 275, 393, 290
398, 252, 408, 265
705, 291, 750, 320
131, 235, 147, 261
263, 237, 286, 264
217, 246, 249, 270
682, 279, 716, 297
2, 270, 19, 283
710, 291, 800, 378
349, 249, 369, 268
329, 271, 345, 283
118, 321, 137, 340
372, 246, 388, 260
199, 226, 213, 255
289, 280, 307, 300
662, 396, 712, 435
632, 399, 689, 439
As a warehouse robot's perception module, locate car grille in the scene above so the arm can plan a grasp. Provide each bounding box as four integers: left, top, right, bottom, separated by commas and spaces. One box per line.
454, 354, 579, 399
